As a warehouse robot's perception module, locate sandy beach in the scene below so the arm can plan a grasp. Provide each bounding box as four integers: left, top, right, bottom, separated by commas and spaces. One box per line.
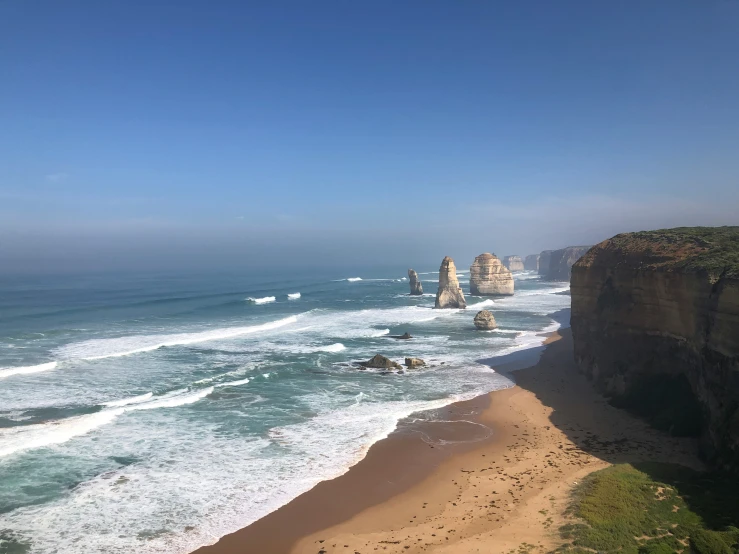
194, 327, 702, 554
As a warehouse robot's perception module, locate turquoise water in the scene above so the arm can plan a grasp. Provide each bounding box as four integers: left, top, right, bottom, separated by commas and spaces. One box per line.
0, 268, 569, 553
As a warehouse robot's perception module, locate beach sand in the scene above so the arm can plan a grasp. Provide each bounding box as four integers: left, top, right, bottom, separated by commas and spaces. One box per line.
193, 328, 702, 554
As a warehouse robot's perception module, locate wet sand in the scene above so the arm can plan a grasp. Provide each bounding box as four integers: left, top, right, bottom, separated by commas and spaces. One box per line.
193, 328, 701, 554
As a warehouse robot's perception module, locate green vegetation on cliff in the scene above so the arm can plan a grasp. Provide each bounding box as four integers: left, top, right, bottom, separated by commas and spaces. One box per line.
555, 463, 739, 554
584, 226, 739, 278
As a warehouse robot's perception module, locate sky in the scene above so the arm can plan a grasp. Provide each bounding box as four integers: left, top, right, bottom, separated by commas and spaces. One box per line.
1, 0, 738, 273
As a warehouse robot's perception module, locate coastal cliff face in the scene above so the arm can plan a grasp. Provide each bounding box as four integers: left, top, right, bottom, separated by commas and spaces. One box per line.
538, 250, 553, 276
545, 246, 592, 281
502, 255, 525, 272
435, 256, 467, 309
524, 254, 540, 271
408, 269, 423, 295
571, 227, 739, 468
469, 253, 514, 296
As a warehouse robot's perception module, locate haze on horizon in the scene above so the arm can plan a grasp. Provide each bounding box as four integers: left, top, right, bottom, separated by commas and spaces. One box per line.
1, 1, 738, 274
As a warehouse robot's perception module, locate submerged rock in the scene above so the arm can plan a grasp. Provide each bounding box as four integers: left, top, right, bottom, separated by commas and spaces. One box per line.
474, 310, 497, 330
502, 255, 525, 272
408, 269, 423, 295
358, 354, 402, 370
469, 253, 514, 296
390, 332, 413, 340
405, 357, 426, 368
435, 256, 467, 309
524, 254, 540, 271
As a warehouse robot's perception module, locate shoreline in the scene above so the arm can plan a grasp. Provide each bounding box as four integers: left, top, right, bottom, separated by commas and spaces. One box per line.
193, 324, 703, 554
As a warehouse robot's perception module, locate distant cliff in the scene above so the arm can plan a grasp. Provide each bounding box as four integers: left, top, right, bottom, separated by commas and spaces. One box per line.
571, 227, 739, 468
538, 250, 553, 276
544, 246, 592, 281
524, 254, 539, 271
502, 255, 525, 272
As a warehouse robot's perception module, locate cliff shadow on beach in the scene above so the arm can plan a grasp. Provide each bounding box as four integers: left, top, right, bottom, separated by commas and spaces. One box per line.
479, 309, 739, 536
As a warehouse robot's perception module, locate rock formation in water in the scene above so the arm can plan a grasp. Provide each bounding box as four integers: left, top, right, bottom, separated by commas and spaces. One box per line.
502, 255, 525, 272
358, 354, 402, 370
405, 357, 426, 368
469, 253, 514, 296
524, 254, 540, 271
408, 269, 423, 295
473, 310, 497, 330
435, 256, 467, 309
544, 246, 592, 281
538, 250, 553, 276
390, 332, 413, 340
571, 227, 739, 468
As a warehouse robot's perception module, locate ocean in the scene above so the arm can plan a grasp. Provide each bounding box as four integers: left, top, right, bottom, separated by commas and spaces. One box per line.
0, 268, 570, 553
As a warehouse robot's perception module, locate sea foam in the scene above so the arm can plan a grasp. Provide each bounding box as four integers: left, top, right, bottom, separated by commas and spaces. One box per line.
0, 362, 57, 380
247, 296, 276, 304
287, 292, 301, 299
55, 316, 298, 361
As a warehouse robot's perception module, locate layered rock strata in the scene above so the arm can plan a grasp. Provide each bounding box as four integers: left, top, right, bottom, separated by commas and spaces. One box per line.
502, 255, 525, 272
435, 256, 467, 309
408, 269, 423, 295
571, 227, 739, 468
469, 253, 514, 296
544, 246, 592, 281
473, 310, 497, 330
524, 254, 540, 271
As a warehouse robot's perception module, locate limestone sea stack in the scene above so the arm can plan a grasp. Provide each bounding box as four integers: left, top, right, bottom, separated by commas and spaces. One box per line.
538, 250, 553, 276
434, 256, 467, 309
571, 227, 739, 468
502, 255, 525, 272
544, 246, 592, 281
524, 254, 540, 271
408, 269, 423, 295
473, 310, 497, 330
469, 253, 514, 296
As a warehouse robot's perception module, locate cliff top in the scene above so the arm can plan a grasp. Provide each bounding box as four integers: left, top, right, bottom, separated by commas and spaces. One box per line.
578, 226, 739, 278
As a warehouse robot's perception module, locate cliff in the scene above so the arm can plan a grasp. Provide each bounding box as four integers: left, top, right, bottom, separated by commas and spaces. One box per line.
570, 226, 739, 468
435, 256, 467, 309
538, 250, 553, 276
408, 269, 423, 295
502, 255, 525, 272
544, 246, 592, 281
524, 254, 540, 271
469, 253, 514, 296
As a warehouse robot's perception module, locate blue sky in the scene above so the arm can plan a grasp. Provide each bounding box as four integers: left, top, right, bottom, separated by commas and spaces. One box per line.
1, 1, 738, 272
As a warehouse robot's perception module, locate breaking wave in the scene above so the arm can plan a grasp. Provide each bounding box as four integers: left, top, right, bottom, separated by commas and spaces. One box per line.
0, 362, 57, 380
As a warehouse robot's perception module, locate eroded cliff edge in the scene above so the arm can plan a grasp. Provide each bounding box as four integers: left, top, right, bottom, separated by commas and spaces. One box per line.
570, 227, 739, 468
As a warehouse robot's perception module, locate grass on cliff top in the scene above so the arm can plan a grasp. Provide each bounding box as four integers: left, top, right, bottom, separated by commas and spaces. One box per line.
606, 226, 739, 278
554, 463, 739, 554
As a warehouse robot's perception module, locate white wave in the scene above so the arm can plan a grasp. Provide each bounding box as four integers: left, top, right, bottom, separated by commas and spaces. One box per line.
0, 361, 57, 380
55, 316, 298, 361
215, 378, 250, 388
347, 277, 362, 282
467, 299, 496, 309
263, 373, 270, 378
287, 292, 301, 299
317, 343, 345, 353
367, 328, 390, 337
102, 393, 153, 408
128, 388, 213, 411
247, 296, 276, 304
0, 388, 214, 458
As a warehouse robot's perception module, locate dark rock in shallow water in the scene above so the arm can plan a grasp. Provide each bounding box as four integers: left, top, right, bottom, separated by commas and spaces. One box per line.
358, 354, 402, 370
474, 310, 497, 330
390, 332, 413, 340
408, 269, 423, 295
405, 357, 426, 368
